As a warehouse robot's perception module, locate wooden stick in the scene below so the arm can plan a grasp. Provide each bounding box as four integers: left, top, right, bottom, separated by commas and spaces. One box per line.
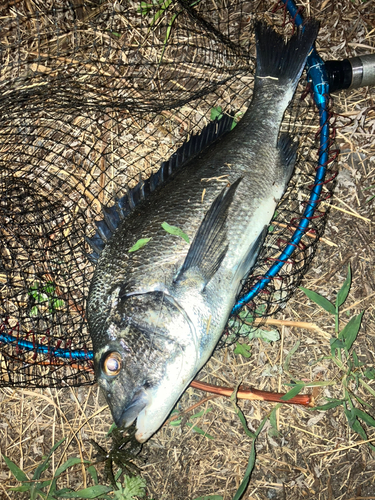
252, 317, 322, 331
190, 380, 313, 407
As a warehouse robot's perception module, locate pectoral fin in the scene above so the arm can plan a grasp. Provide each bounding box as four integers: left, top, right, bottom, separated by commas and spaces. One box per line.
175, 178, 242, 289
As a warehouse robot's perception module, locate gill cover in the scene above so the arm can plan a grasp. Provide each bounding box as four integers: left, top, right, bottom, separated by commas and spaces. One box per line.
96, 290, 197, 430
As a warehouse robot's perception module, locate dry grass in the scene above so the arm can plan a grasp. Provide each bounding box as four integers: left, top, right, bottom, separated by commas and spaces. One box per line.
1, 0, 375, 499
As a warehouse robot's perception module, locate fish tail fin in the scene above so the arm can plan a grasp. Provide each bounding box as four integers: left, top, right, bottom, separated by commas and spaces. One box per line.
255, 20, 319, 94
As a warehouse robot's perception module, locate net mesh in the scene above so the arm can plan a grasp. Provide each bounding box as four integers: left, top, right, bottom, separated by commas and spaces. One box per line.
0, 0, 336, 387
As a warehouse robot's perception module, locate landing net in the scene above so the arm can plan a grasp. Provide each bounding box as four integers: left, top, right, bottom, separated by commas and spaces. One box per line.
0, 0, 336, 387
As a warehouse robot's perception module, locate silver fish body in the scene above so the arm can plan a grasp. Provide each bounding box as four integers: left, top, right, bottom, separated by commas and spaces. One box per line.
87, 21, 319, 442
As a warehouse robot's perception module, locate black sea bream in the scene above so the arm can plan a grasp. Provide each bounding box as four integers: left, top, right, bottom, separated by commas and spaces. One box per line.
87, 21, 319, 442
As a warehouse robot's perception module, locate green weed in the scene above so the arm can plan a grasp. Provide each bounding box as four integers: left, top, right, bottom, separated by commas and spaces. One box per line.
363, 183, 375, 203
210, 105, 241, 130
161, 221, 189, 243
169, 407, 215, 440
3, 432, 148, 499
138, 0, 202, 65
28, 281, 65, 317
128, 238, 152, 253
298, 264, 375, 451
228, 306, 280, 344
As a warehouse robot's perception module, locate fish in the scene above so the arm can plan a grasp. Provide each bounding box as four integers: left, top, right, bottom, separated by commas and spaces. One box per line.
87, 20, 319, 443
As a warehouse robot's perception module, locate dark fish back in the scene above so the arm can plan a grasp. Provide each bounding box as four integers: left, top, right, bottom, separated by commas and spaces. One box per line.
86, 114, 235, 263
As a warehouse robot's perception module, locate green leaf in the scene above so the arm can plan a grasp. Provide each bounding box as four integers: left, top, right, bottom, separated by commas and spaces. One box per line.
114, 468, 123, 482
43, 283, 55, 295
35, 292, 49, 304
351, 419, 368, 441
55, 485, 113, 498
234, 342, 252, 358
338, 311, 364, 351
228, 316, 279, 343
352, 350, 360, 367
137, 1, 154, 15
186, 422, 215, 439
314, 400, 344, 411
268, 405, 282, 437
330, 337, 346, 355
8, 484, 31, 492
54, 489, 76, 497
152, 0, 173, 25
352, 393, 373, 411
2, 455, 29, 482
231, 389, 256, 439
122, 475, 147, 499
51, 298, 65, 309
33, 438, 66, 480
128, 238, 152, 253
252, 329, 280, 343
194, 497, 223, 500
232, 416, 268, 500
161, 222, 189, 243
269, 406, 279, 431
30, 306, 39, 317
210, 106, 223, 121
283, 340, 300, 372
343, 407, 375, 451
106, 423, 117, 437
299, 287, 336, 314
32, 455, 50, 479
336, 264, 351, 309
190, 408, 212, 419
364, 367, 375, 380
35, 479, 53, 489
280, 384, 304, 401
54, 458, 89, 478
169, 419, 182, 426
354, 408, 375, 428
87, 466, 99, 486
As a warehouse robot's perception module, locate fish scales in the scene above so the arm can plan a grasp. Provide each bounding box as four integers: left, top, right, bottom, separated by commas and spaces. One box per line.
87, 20, 319, 442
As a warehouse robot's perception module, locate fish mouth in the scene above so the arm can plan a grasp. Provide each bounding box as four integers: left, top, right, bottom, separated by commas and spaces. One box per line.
115, 389, 149, 429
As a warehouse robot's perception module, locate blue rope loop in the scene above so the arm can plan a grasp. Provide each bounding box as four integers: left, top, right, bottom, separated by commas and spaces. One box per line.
0, 0, 331, 361
0, 331, 94, 360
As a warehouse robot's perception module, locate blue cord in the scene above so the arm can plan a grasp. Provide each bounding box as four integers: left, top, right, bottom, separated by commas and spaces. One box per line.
0, 331, 94, 359
0, 0, 330, 361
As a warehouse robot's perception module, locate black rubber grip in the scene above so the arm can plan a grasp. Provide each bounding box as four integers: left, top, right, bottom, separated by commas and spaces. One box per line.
324, 59, 353, 92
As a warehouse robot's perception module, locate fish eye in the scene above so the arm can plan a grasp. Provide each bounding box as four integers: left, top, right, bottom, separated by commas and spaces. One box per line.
102, 351, 122, 377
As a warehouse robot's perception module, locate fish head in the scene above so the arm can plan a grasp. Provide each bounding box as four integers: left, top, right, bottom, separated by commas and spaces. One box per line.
95, 289, 199, 442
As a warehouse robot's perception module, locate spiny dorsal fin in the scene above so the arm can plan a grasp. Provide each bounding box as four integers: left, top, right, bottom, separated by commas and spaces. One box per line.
86, 114, 234, 263
174, 177, 242, 289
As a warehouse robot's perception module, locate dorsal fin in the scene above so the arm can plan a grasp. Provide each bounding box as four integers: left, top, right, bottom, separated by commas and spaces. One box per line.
85, 114, 234, 263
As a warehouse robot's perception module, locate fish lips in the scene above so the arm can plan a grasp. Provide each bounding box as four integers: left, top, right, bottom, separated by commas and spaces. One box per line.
114, 388, 149, 429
